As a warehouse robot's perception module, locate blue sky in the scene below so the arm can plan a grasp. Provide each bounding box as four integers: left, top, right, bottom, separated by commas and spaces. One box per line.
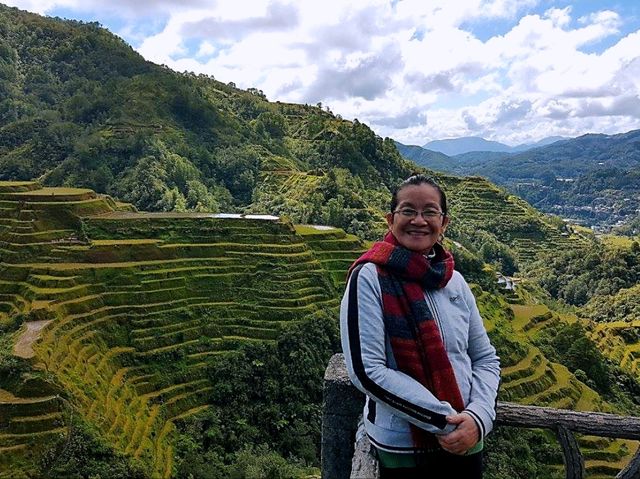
464, 1, 640, 42
6, 0, 640, 145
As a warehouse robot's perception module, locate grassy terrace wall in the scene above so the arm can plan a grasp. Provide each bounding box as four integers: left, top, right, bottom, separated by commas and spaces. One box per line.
0, 183, 357, 478
494, 290, 637, 478
294, 225, 366, 289
445, 176, 586, 264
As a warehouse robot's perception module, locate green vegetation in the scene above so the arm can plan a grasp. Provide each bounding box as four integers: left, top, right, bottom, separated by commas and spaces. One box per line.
0, 182, 352, 478
527, 241, 640, 306
40, 417, 146, 479
0, 4, 413, 242
173, 315, 338, 478
509, 166, 640, 233
534, 322, 640, 408
584, 283, 640, 408
495, 295, 639, 478
443, 176, 584, 268
0, 182, 637, 478
484, 427, 562, 479
0, 4, 589, 262
393, 142, 453, 173
583, 284, 640, 324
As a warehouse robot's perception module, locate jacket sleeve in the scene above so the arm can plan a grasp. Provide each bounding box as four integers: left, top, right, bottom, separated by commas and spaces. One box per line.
460, 278, 501, 439
340, 263, 457, 434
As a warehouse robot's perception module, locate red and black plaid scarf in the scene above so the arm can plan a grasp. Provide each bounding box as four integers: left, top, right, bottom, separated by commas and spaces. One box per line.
349, 231, 464, 448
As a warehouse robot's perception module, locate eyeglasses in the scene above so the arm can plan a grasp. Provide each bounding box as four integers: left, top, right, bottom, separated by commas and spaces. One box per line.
393, 207, 445, 220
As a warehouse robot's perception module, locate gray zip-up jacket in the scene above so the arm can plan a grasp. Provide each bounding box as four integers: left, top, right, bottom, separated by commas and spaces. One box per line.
340, 262, 500, 452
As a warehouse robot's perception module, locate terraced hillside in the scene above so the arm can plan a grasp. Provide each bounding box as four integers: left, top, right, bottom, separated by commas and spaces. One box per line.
495, 289, 638, 478
294, 225, 367, 289
1, 180, 632, 478
253, 155, 389, 241
591, 319, 640, 418
444, 176, 587, 264
0, 182, 356, 478
0, 0, 584, 273
257, 168, 587, 269
588, 284, 640, 389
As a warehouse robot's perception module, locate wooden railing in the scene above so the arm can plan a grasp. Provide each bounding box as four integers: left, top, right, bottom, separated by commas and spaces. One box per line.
322, 354, 640, 479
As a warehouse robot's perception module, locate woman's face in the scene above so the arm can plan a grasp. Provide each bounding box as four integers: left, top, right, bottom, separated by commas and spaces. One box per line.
385, 183, 450, 254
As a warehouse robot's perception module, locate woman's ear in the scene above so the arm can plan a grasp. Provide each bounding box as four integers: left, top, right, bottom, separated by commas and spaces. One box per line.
442, 215, 450, 233
385, 212, 394, 229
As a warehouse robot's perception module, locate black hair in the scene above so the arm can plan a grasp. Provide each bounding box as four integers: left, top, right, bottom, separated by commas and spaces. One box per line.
390, 173, 448, 216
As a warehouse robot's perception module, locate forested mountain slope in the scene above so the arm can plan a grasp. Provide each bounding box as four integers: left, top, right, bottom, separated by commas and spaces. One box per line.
394, 141, 455, 171
0, 3, 587, 264
0, 4, 411, 241
467, 130, 640, 181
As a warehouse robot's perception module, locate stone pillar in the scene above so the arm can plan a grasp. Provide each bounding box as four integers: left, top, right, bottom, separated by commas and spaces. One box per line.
350, 433, 379, 479
321, 353, 365, 479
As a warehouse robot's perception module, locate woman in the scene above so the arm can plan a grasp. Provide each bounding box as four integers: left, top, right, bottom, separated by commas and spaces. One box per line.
340, 174, 500, 478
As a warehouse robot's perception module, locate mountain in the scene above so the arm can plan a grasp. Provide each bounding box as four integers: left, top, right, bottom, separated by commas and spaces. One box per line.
458, 130, 640, 230
472, 130, 640, 180
422, 135, 568, 156
510, 135, 567, 152
0, 4, 414, 242
423, 136, 513, 155
394, 141, 456, 171
450, 150, 511, 168
2, 5, 640, 479
401, 130, 640, 231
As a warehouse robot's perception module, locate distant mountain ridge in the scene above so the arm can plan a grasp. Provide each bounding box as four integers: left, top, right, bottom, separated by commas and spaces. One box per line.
422, 135, 567, 156
398, 129, 640, 231
393, 142, 454, 171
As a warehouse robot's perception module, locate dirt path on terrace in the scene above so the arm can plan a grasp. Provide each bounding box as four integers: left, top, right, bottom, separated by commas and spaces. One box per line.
13, 320, 52, 359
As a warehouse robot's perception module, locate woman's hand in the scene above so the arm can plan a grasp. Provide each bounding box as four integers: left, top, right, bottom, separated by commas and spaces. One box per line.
436, 412, 479, 455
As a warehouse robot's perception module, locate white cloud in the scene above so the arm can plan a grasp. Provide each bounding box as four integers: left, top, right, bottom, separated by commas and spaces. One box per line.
181, 2, 299, 41
579, 10, 621, 27
5, 0, 76, 14
196, 40, 215, 58
480, 0, 539, 19
5, 0, 207, 16
136, 1, 640, 145
545, 6, 571, 27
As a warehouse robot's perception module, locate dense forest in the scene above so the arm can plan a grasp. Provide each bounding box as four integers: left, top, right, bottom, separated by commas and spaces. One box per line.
527, 240, 640, 306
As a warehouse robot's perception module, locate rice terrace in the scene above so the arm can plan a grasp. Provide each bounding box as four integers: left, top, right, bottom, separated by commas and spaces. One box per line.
0, 178, 638, 478
0, 181, 366, 477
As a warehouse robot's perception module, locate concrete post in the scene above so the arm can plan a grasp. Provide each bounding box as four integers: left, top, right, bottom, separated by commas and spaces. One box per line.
321, 353, 365, 479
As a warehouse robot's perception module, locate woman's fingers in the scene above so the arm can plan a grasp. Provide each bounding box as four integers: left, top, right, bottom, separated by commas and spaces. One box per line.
436, 412, 480, 454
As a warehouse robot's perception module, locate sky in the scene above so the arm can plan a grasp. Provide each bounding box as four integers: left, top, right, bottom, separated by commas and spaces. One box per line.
5, 0, 640, 146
